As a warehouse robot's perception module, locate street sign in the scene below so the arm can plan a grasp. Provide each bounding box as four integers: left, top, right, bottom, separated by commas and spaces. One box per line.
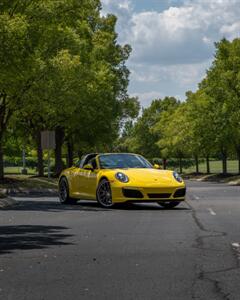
41, 131, 56, 150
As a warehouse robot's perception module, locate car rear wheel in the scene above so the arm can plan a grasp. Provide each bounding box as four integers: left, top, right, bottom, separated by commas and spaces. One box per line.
97, 179, 114, 208
157, 201, 180, 209
59, 177, 75, 204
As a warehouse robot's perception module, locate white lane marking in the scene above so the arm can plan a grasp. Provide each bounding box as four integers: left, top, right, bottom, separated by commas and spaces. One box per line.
232, 243, 240, 259
208, 208, 216, 216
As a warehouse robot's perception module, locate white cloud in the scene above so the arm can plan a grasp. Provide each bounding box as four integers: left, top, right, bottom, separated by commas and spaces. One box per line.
101, 0, 131, 14
128, 0, 240, 65
162, 61, 210, 86
220, 21, 240, 40
128, 60, 211, 106
202, 36, 212, 45
130, 60, 210, 87
118, 1, 131, 11
101, 0, 240, 106
130, 91, 164, 107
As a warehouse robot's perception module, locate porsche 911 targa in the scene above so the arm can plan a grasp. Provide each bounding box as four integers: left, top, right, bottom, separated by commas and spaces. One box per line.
59, 153, 186, 208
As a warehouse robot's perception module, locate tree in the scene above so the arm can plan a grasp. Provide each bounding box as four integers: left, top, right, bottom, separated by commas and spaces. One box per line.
0, 1, 134, 178
124, 97, 180, 163
155, 102, 191, 173
183, 90, 216, 173
200, 38, 240, 174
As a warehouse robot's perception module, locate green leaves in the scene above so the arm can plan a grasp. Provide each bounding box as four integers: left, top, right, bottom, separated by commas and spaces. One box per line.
120, 38, 240, 166
0, 0, 135, 178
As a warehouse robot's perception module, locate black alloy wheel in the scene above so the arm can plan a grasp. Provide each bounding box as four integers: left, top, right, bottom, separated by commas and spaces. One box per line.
96, 179, 114, 208
59, 177, 75, 204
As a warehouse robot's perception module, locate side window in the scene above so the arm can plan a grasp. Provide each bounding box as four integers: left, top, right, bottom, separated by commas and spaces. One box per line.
89, 158, 97, 170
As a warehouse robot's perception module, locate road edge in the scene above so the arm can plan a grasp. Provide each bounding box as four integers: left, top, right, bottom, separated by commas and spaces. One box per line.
0, 190, 18, 209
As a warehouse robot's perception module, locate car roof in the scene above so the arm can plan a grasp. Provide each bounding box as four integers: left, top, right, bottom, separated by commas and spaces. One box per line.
97, 153, 138, 156
80, 153, 140, 168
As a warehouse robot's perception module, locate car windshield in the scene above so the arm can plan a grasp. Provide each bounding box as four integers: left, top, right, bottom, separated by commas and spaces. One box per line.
98, 154, 152, 169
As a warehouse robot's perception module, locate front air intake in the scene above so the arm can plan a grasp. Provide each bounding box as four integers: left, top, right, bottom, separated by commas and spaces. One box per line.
148, 193, 171, 199
122, 189, 144, 198
174, 188, 186, 198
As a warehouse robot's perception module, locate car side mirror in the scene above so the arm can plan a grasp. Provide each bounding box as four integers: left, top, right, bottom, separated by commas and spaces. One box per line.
153, 164, 161, 169
83, 164, 93, 171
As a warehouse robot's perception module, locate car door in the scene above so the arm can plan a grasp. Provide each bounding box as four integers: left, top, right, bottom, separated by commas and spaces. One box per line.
71, 156, 98, 199
73, 160, 98, 199
84, 158, 98, 199
71, 166, 88, 198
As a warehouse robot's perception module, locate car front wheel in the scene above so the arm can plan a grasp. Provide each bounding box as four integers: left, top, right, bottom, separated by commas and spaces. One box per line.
157, 201, 180, 209
96, 179, 114, 208
59, 177, 75, 204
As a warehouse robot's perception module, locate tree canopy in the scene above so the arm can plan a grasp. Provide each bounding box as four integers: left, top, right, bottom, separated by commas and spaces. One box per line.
121, 38, 240, 174
0, 0, 139, 179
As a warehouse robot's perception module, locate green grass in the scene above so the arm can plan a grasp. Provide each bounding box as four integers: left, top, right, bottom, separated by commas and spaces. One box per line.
182, 160, 239, 174
3, 159, 240, 176
4, 166, 37, 175
0, 175, 58, 190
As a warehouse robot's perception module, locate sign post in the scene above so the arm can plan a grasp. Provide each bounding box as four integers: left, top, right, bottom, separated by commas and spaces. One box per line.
41, 131, 56, 178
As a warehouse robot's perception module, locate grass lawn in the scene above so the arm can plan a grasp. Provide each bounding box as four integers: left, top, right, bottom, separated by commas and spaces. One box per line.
182, 160, 239, 174
4, 166, 37, 175
1, 161, 240, 191
4, 160, 240, 175
0, 175, 58, 191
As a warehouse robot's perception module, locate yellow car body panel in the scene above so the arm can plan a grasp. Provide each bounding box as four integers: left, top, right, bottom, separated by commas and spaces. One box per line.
59, 153, 186, 204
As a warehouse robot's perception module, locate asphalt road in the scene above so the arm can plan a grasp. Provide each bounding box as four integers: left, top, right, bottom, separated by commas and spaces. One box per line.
1, 180, 240, 300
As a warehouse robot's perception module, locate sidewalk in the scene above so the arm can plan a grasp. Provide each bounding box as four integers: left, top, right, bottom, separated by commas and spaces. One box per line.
183, 173, 240, 185
0, 176, 59, 208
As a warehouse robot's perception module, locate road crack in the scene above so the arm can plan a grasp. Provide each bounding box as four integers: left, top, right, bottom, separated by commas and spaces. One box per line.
186, 200, 239, 300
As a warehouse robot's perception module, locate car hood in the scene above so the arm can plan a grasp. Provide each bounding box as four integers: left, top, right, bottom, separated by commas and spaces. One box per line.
114, 168, 183, 187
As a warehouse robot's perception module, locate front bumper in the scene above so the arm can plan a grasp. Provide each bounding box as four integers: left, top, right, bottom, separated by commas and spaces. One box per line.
111, 184, 186, 203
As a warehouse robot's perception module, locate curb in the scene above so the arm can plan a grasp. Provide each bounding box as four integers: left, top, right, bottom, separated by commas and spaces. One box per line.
0, 196, 17, 209
8, 188, 58, 197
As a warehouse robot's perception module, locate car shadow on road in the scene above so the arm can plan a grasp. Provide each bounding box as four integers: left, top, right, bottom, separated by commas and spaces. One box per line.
6, 200, 110, 212
0, 225, 73, 255
5, 199, 190, 212
114, 202, 190, 211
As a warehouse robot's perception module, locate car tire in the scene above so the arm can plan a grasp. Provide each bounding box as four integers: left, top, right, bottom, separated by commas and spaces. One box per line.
96, 179, 114, 208
59, 177, 75, 204
157, 201, 180, 209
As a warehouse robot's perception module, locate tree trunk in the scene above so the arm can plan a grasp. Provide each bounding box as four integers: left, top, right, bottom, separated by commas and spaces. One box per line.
163, 158, 167, 170
195, 155, 199, 174
0, 138, 4, 181
67, 140, 74, 167
206, 156, 210, 174
179, 157, 183, 174
0, 93, 10, 181
54, 127, 64, 176
237, 148, 240, 175
222, 150, 227, 175
36, 131, 44, 177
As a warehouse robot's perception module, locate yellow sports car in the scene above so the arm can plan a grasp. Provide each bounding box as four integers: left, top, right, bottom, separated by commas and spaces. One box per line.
59, 153, 186, 208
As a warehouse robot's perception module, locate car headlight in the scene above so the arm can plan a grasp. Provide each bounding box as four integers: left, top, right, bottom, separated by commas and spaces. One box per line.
173, 171, 183, 183
115, 172, 129, 183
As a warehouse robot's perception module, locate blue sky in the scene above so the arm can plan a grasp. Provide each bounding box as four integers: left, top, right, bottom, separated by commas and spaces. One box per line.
130, 0, 185, 12
102, 0, 240, 107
